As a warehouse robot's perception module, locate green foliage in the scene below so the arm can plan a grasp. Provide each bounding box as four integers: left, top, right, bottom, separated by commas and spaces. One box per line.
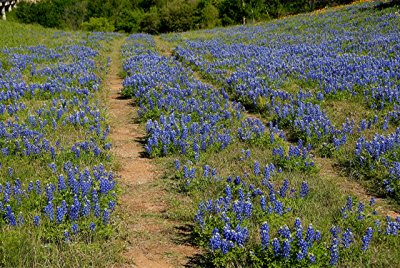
201, 3, 221, 28
159, 0, 198, 32
0, 20, 124, 267
140, 7, 161, 34
82, 17, 115, 32
114, 8, 143, 33
13, 0, 359, 34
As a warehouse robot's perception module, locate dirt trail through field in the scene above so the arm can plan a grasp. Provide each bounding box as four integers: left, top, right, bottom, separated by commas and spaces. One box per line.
154, 37, 400, 219
106, 38, 197, 268
317, 157, 399, 218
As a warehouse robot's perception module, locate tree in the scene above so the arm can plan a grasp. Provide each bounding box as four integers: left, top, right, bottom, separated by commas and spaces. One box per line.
140, 7, 161, 34
114, 8, 143, 33
200, 3, 220, 28
81, 17, 115, 32
159, 0, 198, 32
63, 1, 87, 30
218, 0, 242, 26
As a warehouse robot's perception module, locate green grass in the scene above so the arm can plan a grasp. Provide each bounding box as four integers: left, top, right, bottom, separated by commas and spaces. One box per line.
151, 4, 400, 265
0, 21, 126, 267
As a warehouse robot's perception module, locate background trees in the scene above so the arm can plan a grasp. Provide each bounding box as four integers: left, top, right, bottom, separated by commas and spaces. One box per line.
12, 0, 368, 33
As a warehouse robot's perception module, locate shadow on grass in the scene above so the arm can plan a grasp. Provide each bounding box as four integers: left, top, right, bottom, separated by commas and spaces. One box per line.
173, 224, 213, 267
115, 94, 130, 100
133, 137, 151, 159
185, 253, 212, 268
374, 0, 400, 10
358, 0, 400, 12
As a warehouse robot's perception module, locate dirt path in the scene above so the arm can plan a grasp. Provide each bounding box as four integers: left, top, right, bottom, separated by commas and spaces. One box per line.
106, 38, 198, 268
317, 157, 399, 218
154, 37, 400, 219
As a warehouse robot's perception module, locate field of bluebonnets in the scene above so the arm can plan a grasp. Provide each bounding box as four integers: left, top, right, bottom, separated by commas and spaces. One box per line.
1, 1, 400, 267
0, 22, 123, 266
121, 2, 400, 267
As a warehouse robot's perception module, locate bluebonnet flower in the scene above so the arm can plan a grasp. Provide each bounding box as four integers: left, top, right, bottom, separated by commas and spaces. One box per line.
174, 159, 180, 170
245, 149, 250, 159
71, 223, 79, 234
315, 230, 322, 241
329, 238, 339, 265
294, 218, 302, 229
203, 165, 210, 178
45, 184, 55, 202
279, 179, 289, 198
278, 225, 291, 239
357, 202, 365, 220
27, 181, 34, 193
234, 176, 241, 185
369, 197, 376, 206
282, 239, 291, 259
235, 225, 249, 247
346, 196, 353, 211
225, 185, 232, 203
342, 228, 354, 248
260, 222, 270, 249
210, 228, 222, 251
90, 222, 96, 232
64, 231, 70, 242
274, 200, 284, 216
297, 239, 308, 260
260, 195, 267, 212
56, 204, 67, 224
48, 163, 57, 173
102, 209, 110, 225
361, 227, 373, 251
254, 161, 260, 176
93, 203, 100, 218
44, 202, 54, 221
243, 201, 253, 218
264, 165, 270, 181
33, 215, 40, 226
308, 253, 316, 263
272, 238, 280, 256
58, 175, 66, 192
221, 239, 230, 255
300, 181, 309, 198
5, 205, 16, 226
108, 200, 116, 211
305, 224, 315, 246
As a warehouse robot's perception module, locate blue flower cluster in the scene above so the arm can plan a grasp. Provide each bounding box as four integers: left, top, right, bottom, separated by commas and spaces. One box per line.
354, 128, 400, 197
194, 172, 311, 257
173, 2, 400, 157
272, 139, 316, 172
123, 7, 400, 265
0, 31, 118, 239
122, 34, 272, 159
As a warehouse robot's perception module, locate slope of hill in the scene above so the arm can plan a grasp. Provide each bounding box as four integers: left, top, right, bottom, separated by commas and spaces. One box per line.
120, 2, 400, 266
1, 1, 400, 267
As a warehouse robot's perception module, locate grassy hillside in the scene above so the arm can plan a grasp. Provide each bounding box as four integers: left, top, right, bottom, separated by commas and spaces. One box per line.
1, 1, 400, 267
121, 2, 400, 267
0, 21, 124, 267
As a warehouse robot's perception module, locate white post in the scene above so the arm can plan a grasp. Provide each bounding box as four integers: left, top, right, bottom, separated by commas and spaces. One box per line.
1, 7, 6, 21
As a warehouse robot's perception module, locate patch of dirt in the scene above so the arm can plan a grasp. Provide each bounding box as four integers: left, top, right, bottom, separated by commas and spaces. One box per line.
154, 36, 174, 57
316, 157, 399, 218
106, 38, 199, 267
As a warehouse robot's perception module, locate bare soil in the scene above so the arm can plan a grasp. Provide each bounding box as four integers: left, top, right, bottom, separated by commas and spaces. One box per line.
106, 38, 198, 268
317, 157, 399, 218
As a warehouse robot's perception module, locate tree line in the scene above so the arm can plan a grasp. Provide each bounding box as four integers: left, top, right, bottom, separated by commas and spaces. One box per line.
13, 0, 355, 33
